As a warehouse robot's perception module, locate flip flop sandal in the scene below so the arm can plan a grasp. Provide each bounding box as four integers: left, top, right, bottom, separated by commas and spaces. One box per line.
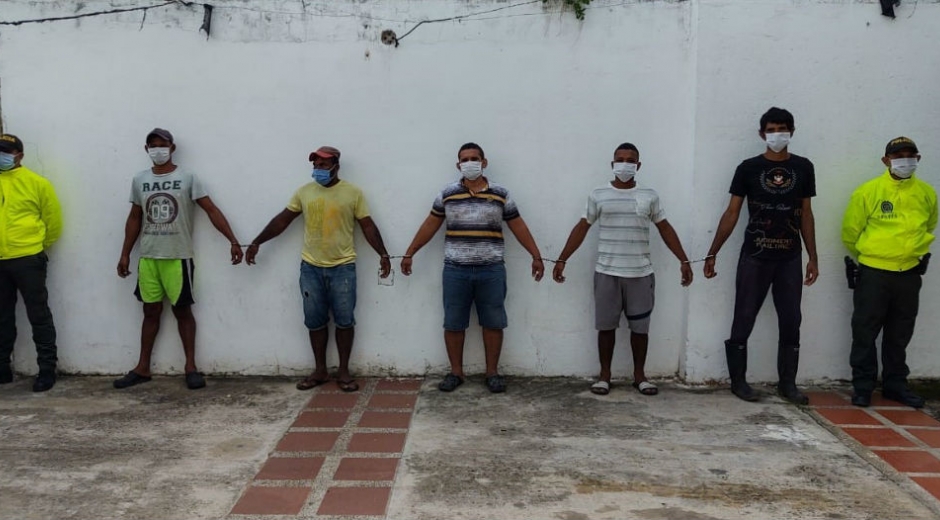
633, 380, 659, 396
337, 380, 360, 393
296, 375, 329, 390
590, 380, 610, 395
113, 371, 152, 389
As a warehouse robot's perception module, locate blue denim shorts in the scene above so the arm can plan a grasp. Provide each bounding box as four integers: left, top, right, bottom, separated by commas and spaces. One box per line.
300, 261, 357, 330
442, 262, 508, 331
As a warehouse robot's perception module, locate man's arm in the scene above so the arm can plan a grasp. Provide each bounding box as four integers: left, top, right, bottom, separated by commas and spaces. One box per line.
117, 204, 143, 278
800, 198, 818, 286
505, 216, 544, 282
654, 219, 693, 287
703, 195, 745, 278
196, 196, 243, 265
245, 208, 302, 265
357, 216, 391, 278
40, 181, 63, 250
552, 219, 591, 283
400, 214, 444, 276
840, 191, 867, 259
927, 191, 938, 235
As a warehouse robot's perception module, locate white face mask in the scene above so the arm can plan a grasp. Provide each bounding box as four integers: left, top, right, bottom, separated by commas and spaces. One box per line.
764, 132, 791, 153
890, 157, 918, 179
148, 147, 171, 166
612, 162, 637, 183
459, 161, 483, 181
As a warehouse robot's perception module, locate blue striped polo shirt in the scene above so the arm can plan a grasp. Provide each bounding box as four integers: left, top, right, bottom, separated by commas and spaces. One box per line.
431, 179, 520, 266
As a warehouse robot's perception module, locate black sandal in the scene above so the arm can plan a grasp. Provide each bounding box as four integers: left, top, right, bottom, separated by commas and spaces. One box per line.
113, 371, 152, 389
485, 374, 506, 394
438, 373, 464, 392
337, 379, 359, 393
296, 375, 329, 390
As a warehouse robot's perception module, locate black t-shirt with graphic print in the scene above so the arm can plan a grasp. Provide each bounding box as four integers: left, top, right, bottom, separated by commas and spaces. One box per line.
729, 154, 816, 260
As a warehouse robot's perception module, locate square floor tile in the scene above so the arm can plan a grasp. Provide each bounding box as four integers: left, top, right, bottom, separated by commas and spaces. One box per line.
876, 410, 940, 428
358, 411, 413, 429
276, 432, 339, 452
806, 391, 850, 407
907, 428, 940, 448
334, 457, 400, 481
317, 486, 391, 516
817, 408, 882, 426
911, 477, 940, 501
307, 393, 359, 409
255, 457, 324, 480
873, 450, 940, 473
376, 378, 423, 392
230, 486, 311, 515
842, 427, 916, 448
368, 394, 418, 409
347, 432, 407, 453
292, 410, 350, 428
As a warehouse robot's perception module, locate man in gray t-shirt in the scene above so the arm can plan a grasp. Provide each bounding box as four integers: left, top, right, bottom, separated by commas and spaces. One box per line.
114, 128, 243, 391
130, 166, 207, 259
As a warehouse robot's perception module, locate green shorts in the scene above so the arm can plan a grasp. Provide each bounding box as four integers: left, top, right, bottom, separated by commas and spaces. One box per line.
134, 258, 195, 306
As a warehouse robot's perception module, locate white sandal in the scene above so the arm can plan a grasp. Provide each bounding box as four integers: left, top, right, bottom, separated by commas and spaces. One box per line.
590, 380, 610, 395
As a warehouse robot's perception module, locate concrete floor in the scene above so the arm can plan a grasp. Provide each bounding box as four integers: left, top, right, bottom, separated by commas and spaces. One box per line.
1, 376, 938, 520
0, 376, 308, 520
389, 378, 938, 520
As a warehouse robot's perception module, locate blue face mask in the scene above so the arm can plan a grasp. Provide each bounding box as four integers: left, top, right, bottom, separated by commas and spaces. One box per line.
0, 152, 16, 171
312, 167, 334, 186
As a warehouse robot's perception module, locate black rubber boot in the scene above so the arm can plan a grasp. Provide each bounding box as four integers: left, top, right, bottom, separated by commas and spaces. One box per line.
777, 344, 808, 405
725, 341, 759, 402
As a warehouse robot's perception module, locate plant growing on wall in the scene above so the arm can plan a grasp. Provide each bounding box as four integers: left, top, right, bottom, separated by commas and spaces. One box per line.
545, 0, 593, 20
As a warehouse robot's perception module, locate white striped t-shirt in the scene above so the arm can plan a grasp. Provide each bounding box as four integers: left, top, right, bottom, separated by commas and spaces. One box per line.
584, 184, 665, 278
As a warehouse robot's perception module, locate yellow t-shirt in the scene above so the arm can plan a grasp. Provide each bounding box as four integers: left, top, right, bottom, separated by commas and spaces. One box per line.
287, 180, 370, 267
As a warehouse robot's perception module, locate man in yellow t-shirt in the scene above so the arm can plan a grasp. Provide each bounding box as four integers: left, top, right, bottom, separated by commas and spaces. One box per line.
842, 137, 937, 409
246, 146, 391, 392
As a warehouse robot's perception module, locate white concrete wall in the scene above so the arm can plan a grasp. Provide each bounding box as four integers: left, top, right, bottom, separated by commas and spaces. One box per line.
0, 0, 937, 381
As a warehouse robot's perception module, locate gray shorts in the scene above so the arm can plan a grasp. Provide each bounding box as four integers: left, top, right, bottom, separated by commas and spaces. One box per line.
594, 272, 655, 333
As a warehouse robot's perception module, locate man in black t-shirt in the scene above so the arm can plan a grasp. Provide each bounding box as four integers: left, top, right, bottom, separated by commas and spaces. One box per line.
703, 107, 819, 404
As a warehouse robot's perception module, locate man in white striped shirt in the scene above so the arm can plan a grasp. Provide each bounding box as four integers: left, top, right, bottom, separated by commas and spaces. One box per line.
554, 143, 693, 396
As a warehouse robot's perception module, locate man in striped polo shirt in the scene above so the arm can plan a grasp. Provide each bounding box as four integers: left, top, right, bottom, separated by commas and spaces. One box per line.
554, 143, 693, 396
401, 142, 544, 394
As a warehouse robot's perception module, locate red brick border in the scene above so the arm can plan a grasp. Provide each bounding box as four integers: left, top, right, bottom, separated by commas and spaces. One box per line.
228, 378, 422, 518
808, 390, 940, 502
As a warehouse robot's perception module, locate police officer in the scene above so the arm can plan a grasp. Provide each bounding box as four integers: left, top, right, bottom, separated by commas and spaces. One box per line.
0, 134, 63, 392
842, 137, 937, 408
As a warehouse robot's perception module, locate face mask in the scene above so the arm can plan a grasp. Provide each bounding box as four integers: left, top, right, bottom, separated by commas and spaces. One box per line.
0, 152, 15, 171
612, 162, 637, 183
460, 161, 483, 181
890, 157, 918, 179
148, 147, 171, 166
312, 167, 334, 186
764, 132, 791, 153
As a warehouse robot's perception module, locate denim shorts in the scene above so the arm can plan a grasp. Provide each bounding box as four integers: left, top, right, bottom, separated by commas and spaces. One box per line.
442, 262, 508, 331
300, 261, 356, 330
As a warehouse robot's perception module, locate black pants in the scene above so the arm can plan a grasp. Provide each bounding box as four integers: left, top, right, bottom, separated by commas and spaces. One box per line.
729, 252, 803, 347
0, 252, 57, 371
850, 265, 921, 395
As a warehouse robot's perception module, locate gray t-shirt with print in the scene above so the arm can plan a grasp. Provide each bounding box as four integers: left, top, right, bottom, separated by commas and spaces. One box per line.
129, 168, 207, 259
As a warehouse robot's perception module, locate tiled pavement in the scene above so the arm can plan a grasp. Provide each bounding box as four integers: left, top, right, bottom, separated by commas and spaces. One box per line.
228, 378, 422, 519
226, 384, 940, 518
807, 390, 940, 502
